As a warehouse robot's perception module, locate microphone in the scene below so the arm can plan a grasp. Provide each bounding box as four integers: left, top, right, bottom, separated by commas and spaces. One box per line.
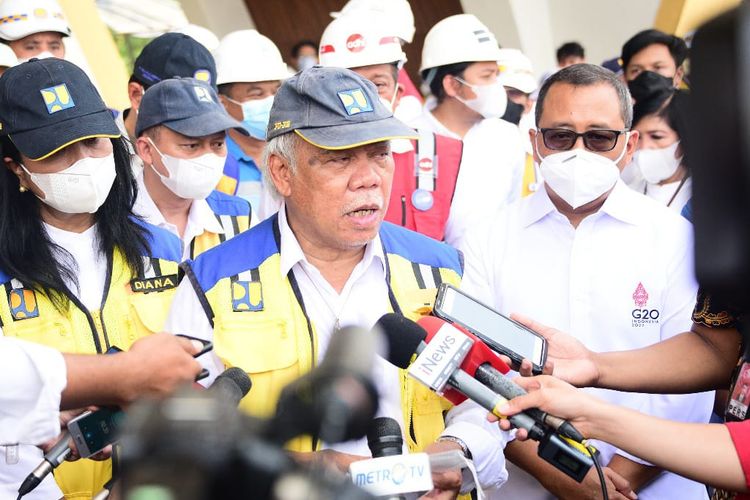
350, 417, 432, 496
376, 313, 545, 440
419, 316, 584, 443
17, 431, 72, 499
266, 325, 379, 445
377, 313, 595, 482
207, 366, 253, 408
367, 417, 403, 458
366, 418, 406, 500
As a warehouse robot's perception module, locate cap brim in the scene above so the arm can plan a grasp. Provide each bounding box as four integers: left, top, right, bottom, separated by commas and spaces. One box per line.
163, 110, 249, 137
294, 116, 417, 150
10, 109, 120, 161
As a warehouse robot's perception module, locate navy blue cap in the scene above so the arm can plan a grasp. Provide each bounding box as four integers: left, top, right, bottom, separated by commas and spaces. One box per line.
0, 58, 120, 160
133, 33, 216, 90
135, 77, 246, 138
267, 66, 417, 149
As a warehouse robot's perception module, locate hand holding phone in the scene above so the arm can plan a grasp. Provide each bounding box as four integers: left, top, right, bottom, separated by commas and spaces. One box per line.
433, 284, 547, 374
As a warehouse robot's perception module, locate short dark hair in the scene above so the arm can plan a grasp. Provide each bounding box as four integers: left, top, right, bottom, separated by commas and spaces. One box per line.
535, 63, 633, 129
291, 40, 317, 59
621, 29, 688, 71
421, 62, 470, 103
556, 42, 585, 63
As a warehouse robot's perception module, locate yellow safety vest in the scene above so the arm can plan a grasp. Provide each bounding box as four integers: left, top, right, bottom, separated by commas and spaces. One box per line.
189, 190, 252, 259
182, 214, 464, 453
0, 223, 182, 500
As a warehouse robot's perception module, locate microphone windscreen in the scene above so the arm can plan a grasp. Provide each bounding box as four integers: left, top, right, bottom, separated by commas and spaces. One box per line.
366, 417, 403, 458
208, 367, 252, 407
375, 313, 426, 369
220, 366, 252, 396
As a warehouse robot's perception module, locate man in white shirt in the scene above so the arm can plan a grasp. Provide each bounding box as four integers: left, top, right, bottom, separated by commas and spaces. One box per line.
166, 66, 510, 497
458, 64, 713, 499
133, 77, 251, 261
412, 14, 525, 243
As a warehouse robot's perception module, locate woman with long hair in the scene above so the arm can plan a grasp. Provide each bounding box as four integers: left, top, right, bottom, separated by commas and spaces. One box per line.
0, 58, 182, 499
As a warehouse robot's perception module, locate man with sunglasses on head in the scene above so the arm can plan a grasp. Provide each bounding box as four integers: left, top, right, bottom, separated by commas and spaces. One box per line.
456, 64, 712, 500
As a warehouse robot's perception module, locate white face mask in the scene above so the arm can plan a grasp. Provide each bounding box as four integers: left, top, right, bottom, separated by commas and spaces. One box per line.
297, 55, 317, 71
148, 138, 225, 200
536, 132, 629, 209
631, 141, 682, 184
378, 91, 398, 114
21, 154, 117, 214
454, 77, 507, 119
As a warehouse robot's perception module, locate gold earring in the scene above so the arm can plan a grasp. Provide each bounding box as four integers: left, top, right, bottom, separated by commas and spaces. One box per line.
19, 185, 27, 193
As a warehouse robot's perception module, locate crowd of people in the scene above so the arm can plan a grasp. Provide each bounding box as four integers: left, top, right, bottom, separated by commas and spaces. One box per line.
1, 0, 747, 499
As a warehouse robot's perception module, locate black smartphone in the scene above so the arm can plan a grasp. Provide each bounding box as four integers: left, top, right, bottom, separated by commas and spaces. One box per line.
433, 283, 547, 374
67, 408, 124, 458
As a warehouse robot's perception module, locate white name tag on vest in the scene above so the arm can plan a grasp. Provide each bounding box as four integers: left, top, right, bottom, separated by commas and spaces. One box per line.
349, 452, 433, 496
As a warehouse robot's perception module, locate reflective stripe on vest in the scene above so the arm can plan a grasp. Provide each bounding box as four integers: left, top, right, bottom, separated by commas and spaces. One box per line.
183, 215, 463, 453
384, 131, 463, 241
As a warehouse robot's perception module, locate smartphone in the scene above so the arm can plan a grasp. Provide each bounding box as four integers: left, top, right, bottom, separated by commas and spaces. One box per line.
67, 408, 124, 458
433, 283, 547, 374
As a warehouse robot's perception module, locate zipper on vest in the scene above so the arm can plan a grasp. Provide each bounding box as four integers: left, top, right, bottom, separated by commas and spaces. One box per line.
401, 196, 406, 226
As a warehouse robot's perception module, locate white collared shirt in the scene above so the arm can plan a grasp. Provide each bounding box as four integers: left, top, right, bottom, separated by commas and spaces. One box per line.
164, 205, 510, 490
0, 339, 67, 500
409, 110, 526, 246
133, 171, 225, 261
458, 181, 712, 500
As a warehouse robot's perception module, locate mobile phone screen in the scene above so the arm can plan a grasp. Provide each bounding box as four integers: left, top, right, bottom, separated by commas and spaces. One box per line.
70, 408, 123, 457
439, 286, 544, 365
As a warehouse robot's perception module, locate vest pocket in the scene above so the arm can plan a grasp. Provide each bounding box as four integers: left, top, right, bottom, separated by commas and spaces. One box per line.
213, 317, 298, 373
128, 290, 175, 337
5, 318, 75, 352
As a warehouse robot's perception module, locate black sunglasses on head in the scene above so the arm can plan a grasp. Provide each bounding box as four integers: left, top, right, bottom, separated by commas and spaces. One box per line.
538, 128, 628, 152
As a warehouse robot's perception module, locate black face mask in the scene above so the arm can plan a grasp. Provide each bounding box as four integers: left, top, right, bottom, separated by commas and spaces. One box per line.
627, 70, 675, 102
501, 99, 525, 125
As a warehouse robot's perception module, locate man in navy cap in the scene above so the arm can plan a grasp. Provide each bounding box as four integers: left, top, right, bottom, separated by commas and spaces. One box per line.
133, 77, 252, 260
117, 32, 217, 145
165, 66, 511, 497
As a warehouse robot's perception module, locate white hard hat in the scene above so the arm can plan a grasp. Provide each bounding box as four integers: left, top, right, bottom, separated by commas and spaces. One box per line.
420, 14, 501, 73
215, 30, 288, 85
497, 48, 537, 94
319, 13, 406, 69
170, 24, 220, 53
0, 0, 70, 41
0, 44, 16, 68
331, 0, 415, 44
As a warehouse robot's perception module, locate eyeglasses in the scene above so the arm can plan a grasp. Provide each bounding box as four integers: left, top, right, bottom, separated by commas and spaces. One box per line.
538, 128, 627, 152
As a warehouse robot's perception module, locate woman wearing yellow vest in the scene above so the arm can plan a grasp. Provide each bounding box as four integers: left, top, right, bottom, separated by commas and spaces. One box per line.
0, 59, 183, 499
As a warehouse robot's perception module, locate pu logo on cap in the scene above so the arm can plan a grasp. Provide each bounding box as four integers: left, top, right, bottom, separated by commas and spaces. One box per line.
34, 8, 48, 18
338, 88, 373, 115
40, 84, 74, 114
346, 34, 366, 52
194, 69, 211, 83
194, 85, 213, 103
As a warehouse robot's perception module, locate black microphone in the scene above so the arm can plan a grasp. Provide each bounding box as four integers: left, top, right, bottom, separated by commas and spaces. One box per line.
376, 313, 546, 440
17, 431, 71, 499
266, 325, 379, 445
207, 367, 253, 407
366, 417, 405, 500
